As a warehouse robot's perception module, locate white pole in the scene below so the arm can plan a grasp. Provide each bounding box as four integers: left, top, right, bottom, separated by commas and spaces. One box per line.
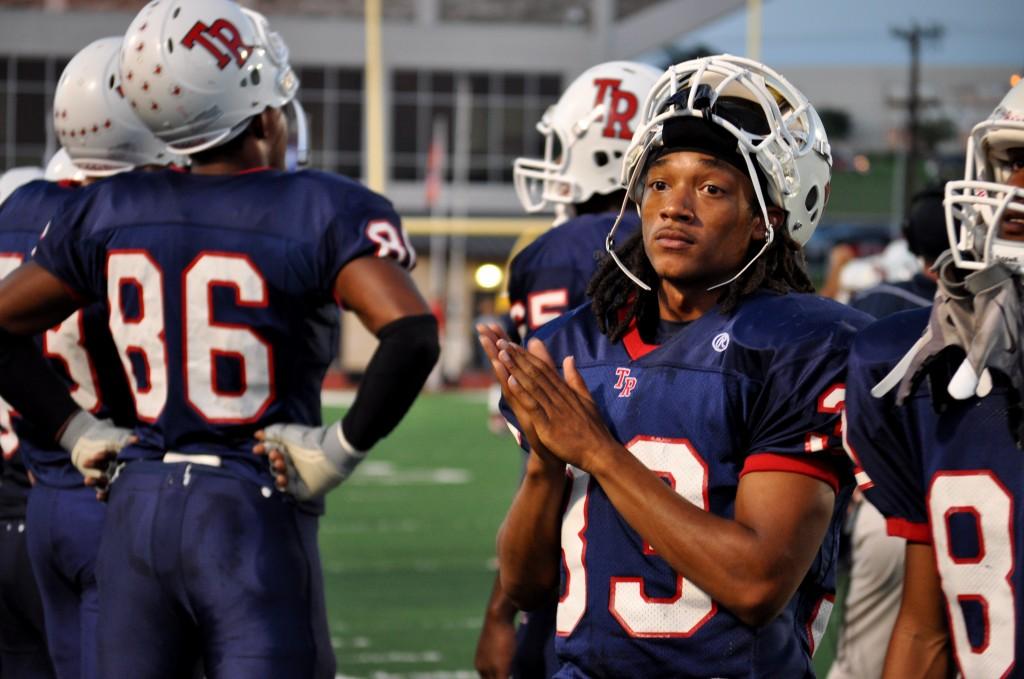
746, 0, 762, 62
426, 117, 448, 391
364, 0, 385, 193
443, 76, 472, 383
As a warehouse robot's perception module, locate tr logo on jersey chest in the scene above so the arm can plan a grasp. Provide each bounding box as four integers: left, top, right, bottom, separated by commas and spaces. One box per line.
613, 367, 637, 398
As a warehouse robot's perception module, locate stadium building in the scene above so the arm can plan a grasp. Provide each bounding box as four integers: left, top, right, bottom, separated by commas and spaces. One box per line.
0, 0, 1015, 378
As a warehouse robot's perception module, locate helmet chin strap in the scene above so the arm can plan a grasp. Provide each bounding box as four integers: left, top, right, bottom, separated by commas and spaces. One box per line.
605, 142, 779, 294
606, 140, 654, 291
705, 151, 776, 291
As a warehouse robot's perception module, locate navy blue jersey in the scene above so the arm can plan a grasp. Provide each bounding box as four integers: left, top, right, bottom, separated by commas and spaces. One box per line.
33, 168, 414, 490
0, 179, 135, 490
848, 272, 936, 319
505, 292, 870, 677
0, 180, 128, 498
845, 308, 1024, 678
507, 212, 639, 341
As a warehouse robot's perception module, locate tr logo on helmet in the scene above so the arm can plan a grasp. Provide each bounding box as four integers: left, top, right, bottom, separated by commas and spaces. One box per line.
181, 19, 251, 71
513, 60, 661, 214
592, 79, 640, 140
120, 0, 300, 156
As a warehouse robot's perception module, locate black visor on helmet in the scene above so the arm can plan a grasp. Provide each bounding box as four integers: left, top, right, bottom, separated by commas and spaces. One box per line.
649, 111, 773, 204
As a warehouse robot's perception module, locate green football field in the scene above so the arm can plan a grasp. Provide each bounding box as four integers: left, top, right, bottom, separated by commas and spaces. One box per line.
320, 392, 521, 678
319, 392, 841, 678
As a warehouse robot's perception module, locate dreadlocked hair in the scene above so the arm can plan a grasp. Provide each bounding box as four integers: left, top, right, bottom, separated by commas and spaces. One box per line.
715, 223, 814, 313
587, 219, 814, 344
587, 230, 660, 343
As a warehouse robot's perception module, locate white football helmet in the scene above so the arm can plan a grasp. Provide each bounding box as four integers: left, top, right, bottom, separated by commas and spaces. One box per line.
0, 166, 45, 206
606, 55, 832, 291
43, 148, 86, 183
513, 61, 661, 214
53, 37, 178, 177
120, 0, 302, 157
944, 80, 1024, 272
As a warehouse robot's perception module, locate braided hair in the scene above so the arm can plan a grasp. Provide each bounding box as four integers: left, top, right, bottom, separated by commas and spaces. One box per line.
587, 195, 813, 343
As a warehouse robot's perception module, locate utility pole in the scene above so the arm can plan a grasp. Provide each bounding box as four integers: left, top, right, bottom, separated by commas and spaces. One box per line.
891, 23, 943, 219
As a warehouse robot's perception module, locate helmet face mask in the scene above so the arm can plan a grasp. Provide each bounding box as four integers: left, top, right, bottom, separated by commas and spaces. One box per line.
284, 99, 309, 171
603, 55, 830, 292
621, 55, 832, 247
513, 61, 661, 214
945, 81, 1024, 272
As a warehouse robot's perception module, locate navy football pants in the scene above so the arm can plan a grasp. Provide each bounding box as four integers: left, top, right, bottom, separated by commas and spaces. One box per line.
96, 461, 333, 679
25, 484, 103, 679
0, 517, 55, 679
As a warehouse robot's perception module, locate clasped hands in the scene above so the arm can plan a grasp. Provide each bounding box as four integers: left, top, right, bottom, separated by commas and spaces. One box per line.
477, 323, 620, 474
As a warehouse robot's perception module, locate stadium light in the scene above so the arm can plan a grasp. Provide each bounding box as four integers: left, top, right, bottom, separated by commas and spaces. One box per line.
474, 264, 503, 290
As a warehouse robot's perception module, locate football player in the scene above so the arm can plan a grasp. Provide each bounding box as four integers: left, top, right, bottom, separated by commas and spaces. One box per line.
0, 176, 60, 679
0, 1, 438, 676
828, 188, 948, 679
475, 60, 658, 679
844, 80, 1024, 677
506, 61, 659, 340
2, 37, 177, 679
479, 55, 869, 676
0, 168, 55, 679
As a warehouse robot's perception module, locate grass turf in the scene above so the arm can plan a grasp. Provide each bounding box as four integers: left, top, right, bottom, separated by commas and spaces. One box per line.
321, 392, 521, 677
320, 392, 841, 677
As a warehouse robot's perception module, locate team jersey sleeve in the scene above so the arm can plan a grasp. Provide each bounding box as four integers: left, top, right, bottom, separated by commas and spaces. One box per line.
504, 251, 529, 343
317, 188, 415, 296
843, 334, 931, 543
30, 190, 104, 301
741, 344, 854, 494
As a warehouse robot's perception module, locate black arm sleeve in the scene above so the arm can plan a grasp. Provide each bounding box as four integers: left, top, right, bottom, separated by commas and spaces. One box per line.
0, 328, 79, 443
341, 314, 440, 450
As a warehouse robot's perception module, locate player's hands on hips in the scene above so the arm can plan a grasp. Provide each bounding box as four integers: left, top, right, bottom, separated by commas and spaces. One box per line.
495, 337, 620, 473
59, 410, 136, 496
254, 422, 367, 500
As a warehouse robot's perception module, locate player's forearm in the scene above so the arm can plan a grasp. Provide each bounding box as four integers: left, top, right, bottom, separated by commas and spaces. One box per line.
589, 447, 832, 627
341, 314, 439, 450
882, 621, 954, 679
496, 455, 565, 610
481, 571, 519, 623
882, 542, 955, 679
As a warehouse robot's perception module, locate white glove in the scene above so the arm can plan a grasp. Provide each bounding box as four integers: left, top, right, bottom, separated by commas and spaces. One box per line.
58, 410, 134, 480
259, 421, 367, 500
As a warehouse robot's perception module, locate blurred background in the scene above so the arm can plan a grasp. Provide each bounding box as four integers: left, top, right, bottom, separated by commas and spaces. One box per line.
0, 1, 1020, 675
2, 0, 1020, 387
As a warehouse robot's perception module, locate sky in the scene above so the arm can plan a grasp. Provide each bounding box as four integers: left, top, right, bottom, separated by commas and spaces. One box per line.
654, 0, 1021, 68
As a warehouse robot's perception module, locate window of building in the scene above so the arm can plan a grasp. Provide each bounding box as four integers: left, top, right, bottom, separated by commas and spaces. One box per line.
0, 58, 364, 176
295, 66, 363, 178
0, 55, 61, 169
390, 69, 562, 184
